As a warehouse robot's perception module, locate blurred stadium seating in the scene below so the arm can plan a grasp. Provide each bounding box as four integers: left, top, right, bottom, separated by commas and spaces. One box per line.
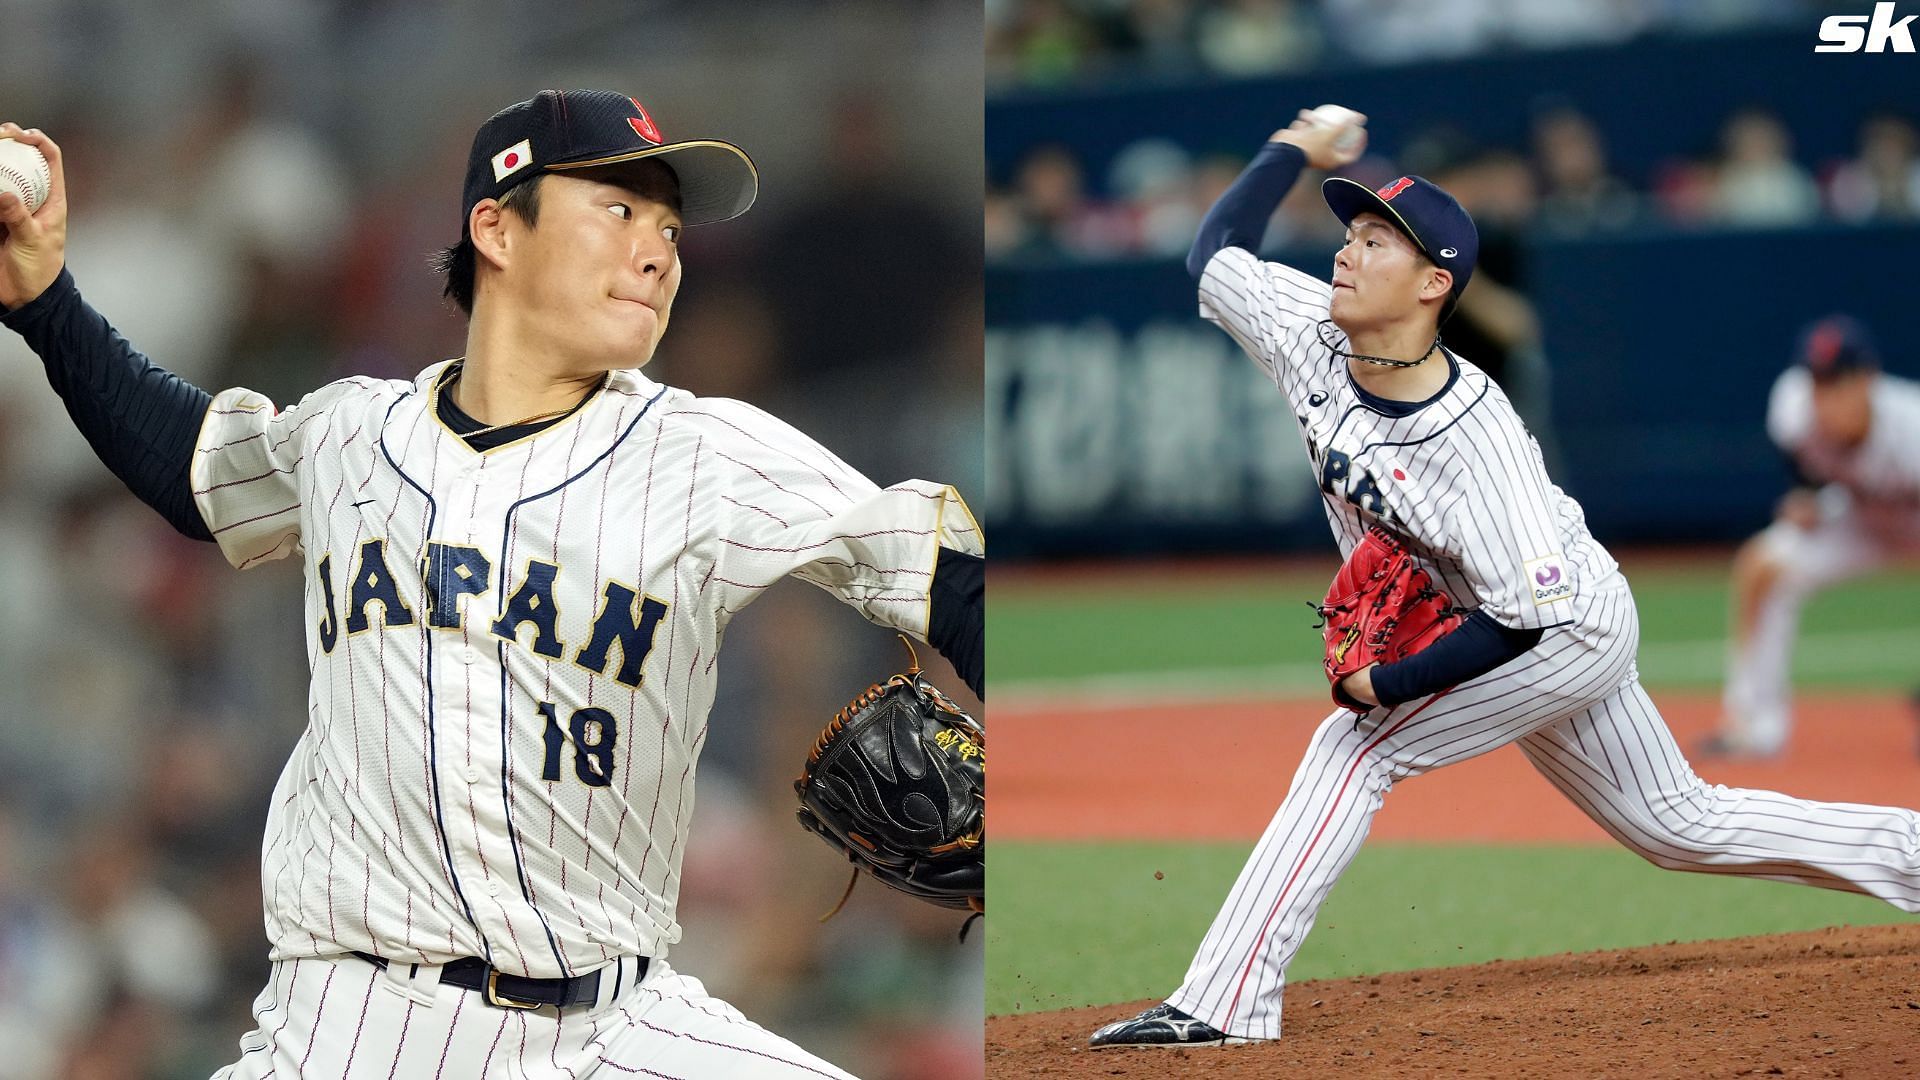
986, 3, 1920, 557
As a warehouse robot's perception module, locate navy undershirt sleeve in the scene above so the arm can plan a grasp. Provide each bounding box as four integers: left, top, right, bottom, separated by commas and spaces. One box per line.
0, 270, 213, 540
1366, 609, 1544, 708
926, 548, 983, 700
1187, 140, 1308, 282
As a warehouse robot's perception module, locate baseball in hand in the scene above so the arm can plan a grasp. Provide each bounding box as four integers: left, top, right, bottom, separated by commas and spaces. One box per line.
1310, 105, 1368, 156
0, 138, 52, 213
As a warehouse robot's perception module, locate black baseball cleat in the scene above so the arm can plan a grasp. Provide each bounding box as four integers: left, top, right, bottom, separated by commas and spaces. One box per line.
1088, 1003, 1254, 1048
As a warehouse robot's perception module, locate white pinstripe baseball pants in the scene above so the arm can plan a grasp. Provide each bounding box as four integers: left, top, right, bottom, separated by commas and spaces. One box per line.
213, 953, 857, 1079
1168, 576, 1920, 1041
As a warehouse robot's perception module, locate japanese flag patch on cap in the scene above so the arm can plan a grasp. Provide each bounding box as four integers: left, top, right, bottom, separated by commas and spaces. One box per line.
490, 139, 534, 183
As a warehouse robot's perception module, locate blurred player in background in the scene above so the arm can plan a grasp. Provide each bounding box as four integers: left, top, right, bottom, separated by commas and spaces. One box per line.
1706, 317, 1920, 758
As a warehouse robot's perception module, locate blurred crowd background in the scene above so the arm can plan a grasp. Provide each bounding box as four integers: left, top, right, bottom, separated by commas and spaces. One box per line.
987, 0, 1807, 86
988, 1, 1912, 265
990, 102, 1920, 264
984, 1, 1920, 559
0, 2, 983, 1077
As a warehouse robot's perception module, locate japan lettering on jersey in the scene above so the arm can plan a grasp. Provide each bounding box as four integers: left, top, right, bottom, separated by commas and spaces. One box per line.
188, 361, 981, 979
1194, 245, 1615, 632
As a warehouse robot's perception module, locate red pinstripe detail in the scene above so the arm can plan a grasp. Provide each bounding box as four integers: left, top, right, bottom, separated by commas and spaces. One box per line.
261, 405, 333, 456
712, 449, 836, 516
197, 431, 264, 453
1220, 690, 1455, 1028
720, 528, 932, 553
531, 401, 595, 943
669, 408, 855, 497
296, 962, 338, 1072
723, 495, 788, 526
341, 969, 378, 1073
549, 1001, 581, 1080
479, 1008, 509, 1075
267, 959, 302, 1045
432, 990, 466, 1079
639, 431, 699, 929
212, 503, 299, 535
386, 998, 417, 1079
625, 1016, 844, 1077
237, 535, 298, 570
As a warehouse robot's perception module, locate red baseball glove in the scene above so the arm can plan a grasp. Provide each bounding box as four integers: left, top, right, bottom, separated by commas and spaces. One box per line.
1317, 526, 1463, 710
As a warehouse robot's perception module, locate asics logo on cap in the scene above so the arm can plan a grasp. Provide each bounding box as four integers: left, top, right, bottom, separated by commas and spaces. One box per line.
628, 98, 663, 144
1440, 247, 1458, 258
1377, 177, 1414, 200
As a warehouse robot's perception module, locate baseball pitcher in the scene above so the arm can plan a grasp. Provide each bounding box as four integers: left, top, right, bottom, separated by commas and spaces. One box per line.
0, 90, 983, 1078
1088, 106, 1920, 1049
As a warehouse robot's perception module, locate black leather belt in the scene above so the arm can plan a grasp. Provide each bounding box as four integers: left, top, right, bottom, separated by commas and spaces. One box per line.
354, 951, 643, 1010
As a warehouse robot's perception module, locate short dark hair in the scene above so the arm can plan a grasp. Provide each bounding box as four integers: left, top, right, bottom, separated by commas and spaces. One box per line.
431, 177, 545, 316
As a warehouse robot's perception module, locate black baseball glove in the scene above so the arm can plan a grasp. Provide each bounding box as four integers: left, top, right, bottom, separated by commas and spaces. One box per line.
795, 641, 984, 916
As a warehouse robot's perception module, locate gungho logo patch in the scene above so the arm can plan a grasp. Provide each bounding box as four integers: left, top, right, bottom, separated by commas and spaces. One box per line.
1525, 553, 1573, 606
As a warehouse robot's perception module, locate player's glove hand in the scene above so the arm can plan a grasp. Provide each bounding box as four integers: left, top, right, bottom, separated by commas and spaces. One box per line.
796, 640, 984, 919
1317, 526, 1463, 711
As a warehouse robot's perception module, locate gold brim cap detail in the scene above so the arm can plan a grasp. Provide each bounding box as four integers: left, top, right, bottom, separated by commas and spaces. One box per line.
548, 140, 758, 226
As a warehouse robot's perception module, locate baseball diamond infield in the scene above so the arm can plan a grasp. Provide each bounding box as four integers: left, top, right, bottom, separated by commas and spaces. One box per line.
990, 924, 1920, 1078
988, 692, 1920, 1077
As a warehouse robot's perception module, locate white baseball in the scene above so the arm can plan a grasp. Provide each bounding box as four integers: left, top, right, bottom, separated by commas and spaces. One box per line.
1310, 105, 1367, 155
0, 138, 52, 213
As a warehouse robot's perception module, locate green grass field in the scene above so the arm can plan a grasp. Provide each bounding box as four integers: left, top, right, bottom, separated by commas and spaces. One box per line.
993, 562, 1920, 695
990, 559, 1920, 1016
989, 841, 1920, 1016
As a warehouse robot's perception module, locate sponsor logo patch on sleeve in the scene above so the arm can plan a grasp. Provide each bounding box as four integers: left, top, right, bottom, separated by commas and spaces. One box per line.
1524, 553, 1572, 606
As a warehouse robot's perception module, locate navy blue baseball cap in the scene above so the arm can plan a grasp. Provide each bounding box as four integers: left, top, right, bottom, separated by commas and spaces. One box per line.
1796, 315, 1879, 381
1322, 174, 1478, 320
461, 89, 758, 237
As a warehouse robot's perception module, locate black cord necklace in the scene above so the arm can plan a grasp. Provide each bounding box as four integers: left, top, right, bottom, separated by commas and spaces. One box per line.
1316, 320, 1442, 369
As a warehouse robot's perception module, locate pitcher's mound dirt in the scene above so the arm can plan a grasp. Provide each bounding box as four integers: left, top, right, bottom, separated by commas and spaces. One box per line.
987, 924, 1920, 1078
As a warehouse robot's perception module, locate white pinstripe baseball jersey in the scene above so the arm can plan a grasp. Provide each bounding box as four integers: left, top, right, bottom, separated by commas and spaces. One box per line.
1197, 244, 1618, 635
1139, 244, 1920, 1044
189, 359, 981, 979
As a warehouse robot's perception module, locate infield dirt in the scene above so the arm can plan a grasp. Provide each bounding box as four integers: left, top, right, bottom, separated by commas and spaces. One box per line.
988, 923, 1920, 1077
